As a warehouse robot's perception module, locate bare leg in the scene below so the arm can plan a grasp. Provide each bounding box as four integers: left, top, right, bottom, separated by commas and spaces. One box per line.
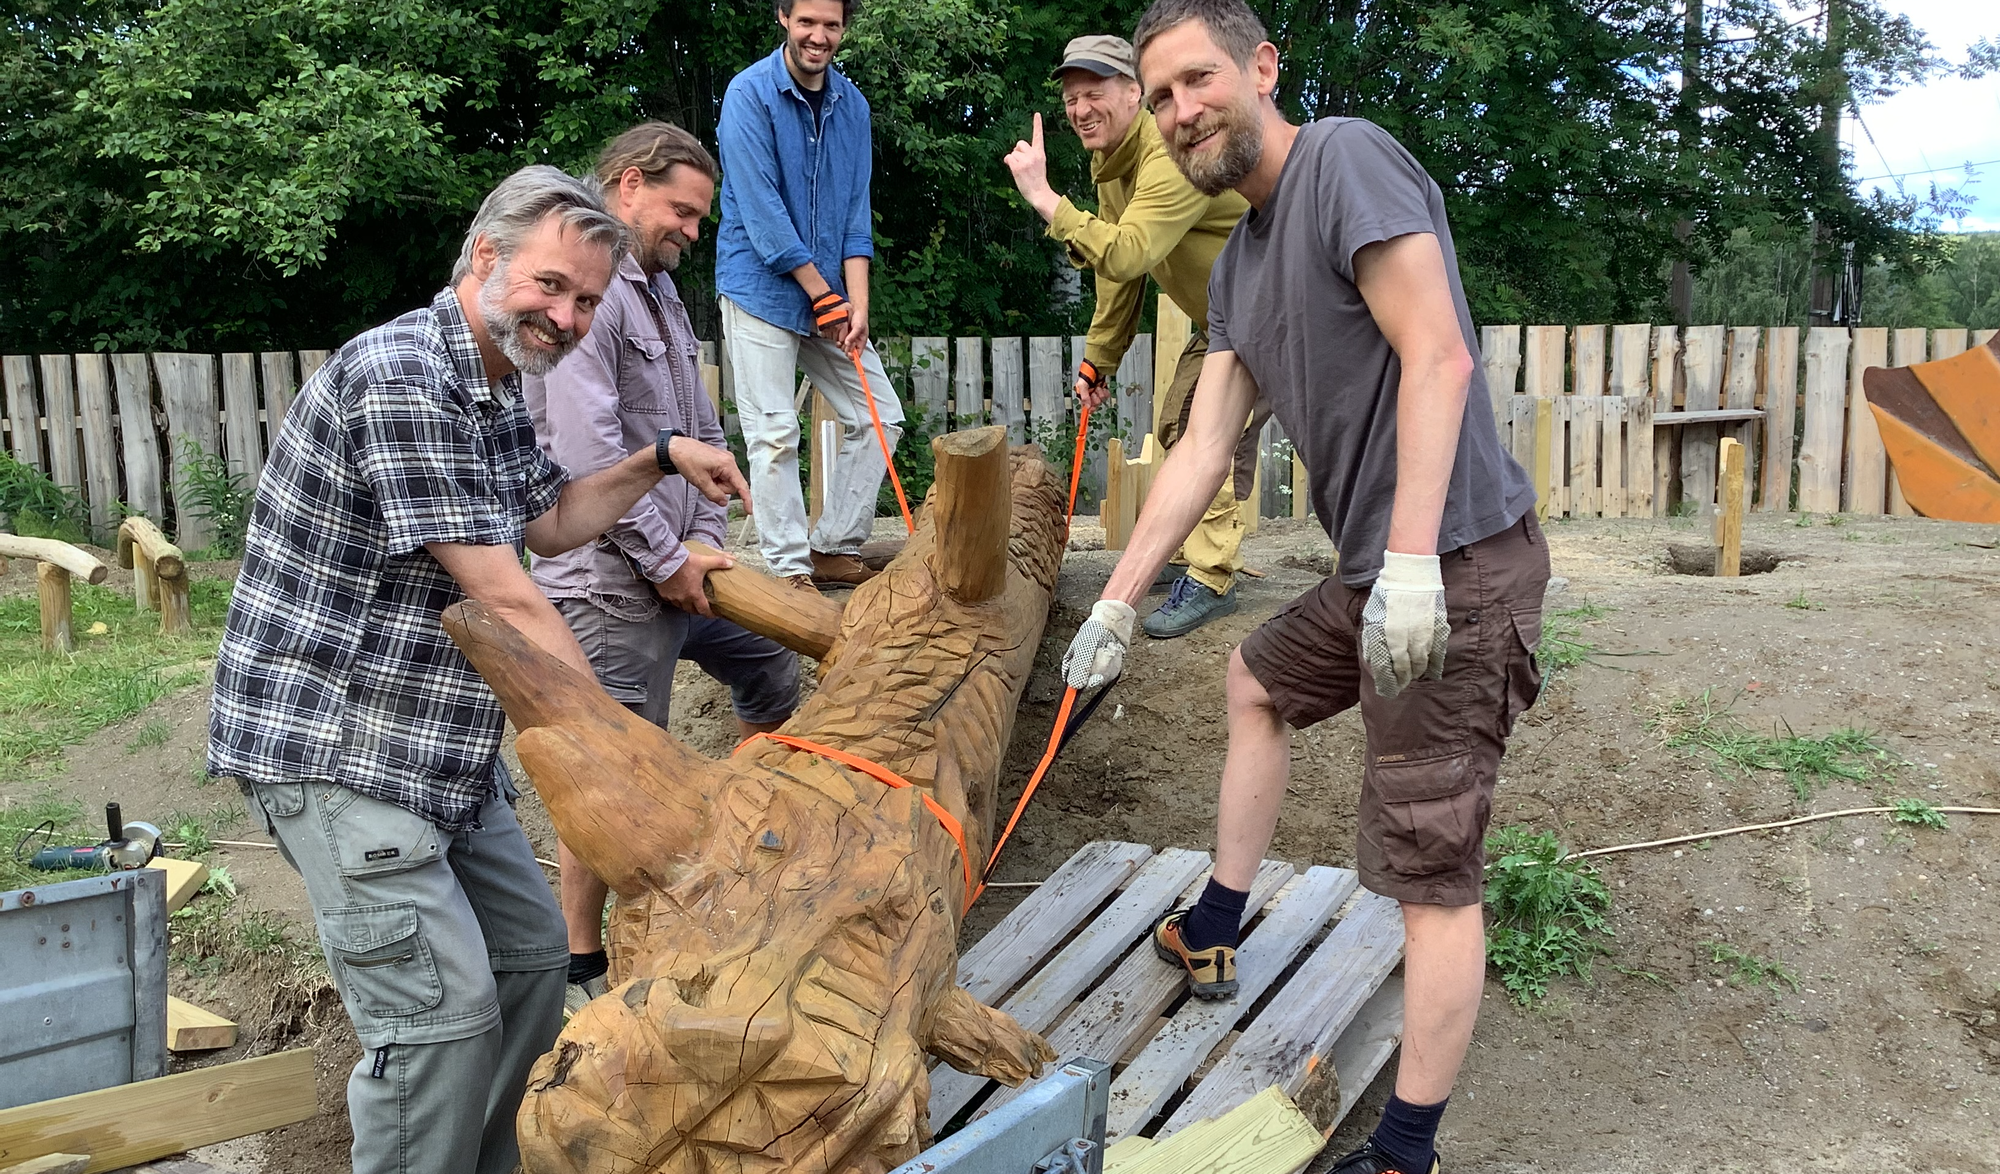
1394, 901, 1486, 1103
559, 843, 609, 954
1213, 646, 1292, 891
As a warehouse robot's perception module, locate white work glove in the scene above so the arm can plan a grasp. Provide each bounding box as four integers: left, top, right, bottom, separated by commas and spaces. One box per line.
1061, 600, 1137, 690
1361, 552, 1449, 699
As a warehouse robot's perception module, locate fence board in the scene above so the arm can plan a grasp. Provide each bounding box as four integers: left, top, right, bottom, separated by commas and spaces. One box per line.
1028, 336, 1063, 435
1977, 329, 1999, 348
1570, 327, 1603, 514
298, 349, 331, 385
1759, 328, 1799, 512
1116, 336, 1153, 444
1651, 326, 1679, 510
1797, 328, 1849, 513
1259, 418, 1289, 517
1932, 329, 1968, 359
1481, 324, 1521, 423
4, 355, 42, 469
910, 337, 948, 427
260, 352, 298, 433
1570, 324, 1606, 397
155, 353, 221, 549
1523, 326, 1564, 397
74, 355, 121, 536
1843, 327, 1888, 513
953, 337, 983, 424
1154, 297, 1193, 437
1723, 328, 1761, 503
1600, 396, 1626, 517
1509, 395, 1536, 474
1609, 325, 1651, 397
990, 336, 1025, 443
221, 353, 264, 490
1679, 325, 1726, 513
1884, 328, 1928, 516
39, 355, 84, 498
111, 354, 163, 520
1627, 397, 1655, 517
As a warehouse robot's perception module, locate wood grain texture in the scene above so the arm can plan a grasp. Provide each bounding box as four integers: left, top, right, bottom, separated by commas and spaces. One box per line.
165, 996, 237, 1052
989, 338, 1024, 443
111, 354, 163, 520
37, 562, 73, 654
1759, 328, 1800, 511
1679, 326, 1726, 514
1797, 328, 1851, 513
1723, 328, 1761, 500
1609, 324, 1651, 398
1844, 327, 1889, 513
220, 353, 263, 491
259, 353, 298, 431
0, 535, 109, 583
73, 355, 120, 537
447, 440, 1070, 1174
954, 337, 983, 423
1626, 397, 1655, 517
37, 356, 83, 502
1028, 336, 1064, 433
1116, 337, 1153, 446
1324, 974, 1405, 1130
1714, 437, 1745, 576
144, 857, 208, 913
955, 842, 1153, 1007
4, 355, 42, 469
154, 353, 219, 549
930, 427, 1010, 604
1154, 296, 1193, 436
1522, 326, 1564, 399
1107, 1087, 1322, 1174
1599, 397, 1626, 517
1481, 325, 1521, 423
0, 1048, 315, 1174
686, 540, 842, 660
912, 338, 949, 424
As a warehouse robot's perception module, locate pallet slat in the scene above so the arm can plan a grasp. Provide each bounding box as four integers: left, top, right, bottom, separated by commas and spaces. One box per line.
955, 841, 1152, 1006
4, 355, 43, 469
111, 354, 164, 520
220, 353, 263, 492
1679, 325, 1726, 515
73, 355, 120, 537
1723, 327, 1761, 502
38, 356, 83, 503
1481, 325, 1521, 424
911, 337, 949, 426
1327, 973, 1405, 1127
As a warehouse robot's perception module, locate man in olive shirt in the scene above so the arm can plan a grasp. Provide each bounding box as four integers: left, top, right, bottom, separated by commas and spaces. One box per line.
1003, 34, 1257, 638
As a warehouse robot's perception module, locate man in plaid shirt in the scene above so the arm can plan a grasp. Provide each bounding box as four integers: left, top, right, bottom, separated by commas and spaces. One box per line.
210, 165, 749, 1174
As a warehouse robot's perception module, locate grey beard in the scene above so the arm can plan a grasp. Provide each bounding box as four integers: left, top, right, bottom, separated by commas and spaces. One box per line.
479, 262, 576, 377
1170, 112, 1263, 197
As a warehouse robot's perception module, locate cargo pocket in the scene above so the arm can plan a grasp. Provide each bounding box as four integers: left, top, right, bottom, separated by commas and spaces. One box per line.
1366, 747, 1486, 878
321, 902, 443, 1018
1503, 607, 1546, 737
318, 787, 443, 878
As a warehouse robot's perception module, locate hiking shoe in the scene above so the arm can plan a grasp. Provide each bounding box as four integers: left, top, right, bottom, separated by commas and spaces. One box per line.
783, 573, 821, 594
1326, 1141, 1440, 1174
810, 550, 879, 587
563, 974, 608, 1019
1152, 911, 1237, 999
1142, 575, 1238, 639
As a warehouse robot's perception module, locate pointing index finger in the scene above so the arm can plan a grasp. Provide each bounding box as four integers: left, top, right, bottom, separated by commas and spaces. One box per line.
1031, 111, 1043, 149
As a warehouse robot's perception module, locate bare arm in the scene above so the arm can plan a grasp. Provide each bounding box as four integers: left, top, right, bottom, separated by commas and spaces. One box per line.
523, 439, 750, 557
428, 542, 593, 677
1353, 233, 1475, 556
839, 256, 871, 353
1099, 350, 1259, 606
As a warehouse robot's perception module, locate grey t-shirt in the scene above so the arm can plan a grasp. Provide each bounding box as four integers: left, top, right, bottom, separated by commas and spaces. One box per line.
1207, 118, 1534, 586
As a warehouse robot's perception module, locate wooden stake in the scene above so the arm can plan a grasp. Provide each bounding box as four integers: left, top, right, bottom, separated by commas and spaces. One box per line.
930, 426, 1011, 604
1715, 437, 1745, 577
38, 561, 73, 654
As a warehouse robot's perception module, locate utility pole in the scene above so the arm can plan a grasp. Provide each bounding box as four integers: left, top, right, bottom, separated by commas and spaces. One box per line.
1809, 0, 1853, 326
1670, 0, 1701, 325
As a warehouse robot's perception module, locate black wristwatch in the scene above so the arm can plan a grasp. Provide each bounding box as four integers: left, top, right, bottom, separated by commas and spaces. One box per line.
655, 428, 684, 475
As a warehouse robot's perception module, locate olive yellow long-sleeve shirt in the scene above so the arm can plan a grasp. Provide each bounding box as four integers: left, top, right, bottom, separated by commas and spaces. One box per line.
1046, 111, 1248, 374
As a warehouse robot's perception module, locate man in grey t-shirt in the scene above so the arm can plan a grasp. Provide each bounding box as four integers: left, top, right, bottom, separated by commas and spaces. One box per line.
1061, 3, 1547, 1172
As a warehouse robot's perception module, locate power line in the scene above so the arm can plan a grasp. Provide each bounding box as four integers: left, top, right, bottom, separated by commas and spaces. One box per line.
1855, 157, 2000, 183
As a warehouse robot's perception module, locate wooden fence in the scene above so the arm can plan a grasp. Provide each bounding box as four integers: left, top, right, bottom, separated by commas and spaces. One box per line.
5, 311, 1993, 549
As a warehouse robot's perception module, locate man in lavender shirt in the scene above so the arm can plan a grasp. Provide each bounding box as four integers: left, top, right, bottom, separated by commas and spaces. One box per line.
524, 123, 800, 1014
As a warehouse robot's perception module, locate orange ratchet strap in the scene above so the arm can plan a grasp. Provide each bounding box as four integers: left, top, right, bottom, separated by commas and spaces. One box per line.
848, 349, 916, 535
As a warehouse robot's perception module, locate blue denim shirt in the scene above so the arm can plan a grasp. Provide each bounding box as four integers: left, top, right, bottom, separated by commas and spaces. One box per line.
716, 46, 875, 337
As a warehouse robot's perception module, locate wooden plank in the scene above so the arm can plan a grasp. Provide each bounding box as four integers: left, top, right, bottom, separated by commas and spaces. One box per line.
4, 355, 42, 470
1599, 396, 1626, 518
1570, 325, 1606, 396
953, 337, 983, 425
1116, 336, 1153, 446
38, 356, 83, 502
976, 861, 1297, 1122
1609, 324, 1651, 398
0, 1048, 315, 1174
144, 857, 209, 914
1932, 329, 1969, 360
1027, 336, 1063, 435
911, 337, 949, 428
154, 353, 220, 550
1291, 451, 1308, 518
1154, 296, 1193, 437
1679, 325, 1726, 516
1508, 396, 1535, 472
1796, 328, 1849, 513
1650, 408, 1765, 424
807, 387, 835, 526
1566, 394, 1598, 517
219, 353, 263, 492
1887, 328, 1928, 516
1844, 327, 1888, 513
1480, 324, 1521, 425
955, 841, 1152, 1007
1626, 397, 1655, 517
1522, 326, 1564, 398
990, 336, 1025, 443
73, 355, 120, 538
1162, 894, 1404, 1134
929, 849, 1211, 1125
1109, 1086, 1323, 1174
111, 355, 164, 520
1722, 327, 1761, 503
1651, 326, 1680, 510
165, 996, 237, 1052
1976, 329, 1999, 348
1102, 436, 1129, 548
1531, 397, 1554, 522
259, 352, 297, 434
1325, 973, 1405, 1129
1105, 866, 1356, 1139
1714, 436, 1745, 576
1758, 328, 1800, 512
296, 349, 331, 385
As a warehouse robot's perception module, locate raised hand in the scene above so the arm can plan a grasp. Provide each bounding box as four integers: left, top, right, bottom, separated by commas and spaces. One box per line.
1002, 113, 1060, 222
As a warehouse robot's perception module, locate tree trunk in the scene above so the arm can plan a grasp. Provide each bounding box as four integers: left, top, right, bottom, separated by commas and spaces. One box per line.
442, 428, 1063, 1174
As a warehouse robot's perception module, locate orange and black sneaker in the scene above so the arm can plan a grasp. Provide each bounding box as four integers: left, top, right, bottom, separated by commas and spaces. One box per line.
1327, 1141, 1441, 1174
1152, 910, 1237, 999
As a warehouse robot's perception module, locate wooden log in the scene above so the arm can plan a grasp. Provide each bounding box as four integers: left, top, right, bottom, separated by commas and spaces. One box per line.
73, 355, 121, 539
1759, 328, 1800, 512
0, 1048, 315, 1174
3, 355, 42, 469
118, 515, 185, 580
165, 995, 237, 1052
990, 337, 1025, 443
38, 562, 74, 654
1714, 437, 1745, 577
444, 438, 1071, 1174
111, 354, 164, 520
1844, 327, 1889, 513
0, 535, 110, 584
1797, 328, 1849, 513
686, 540, 842, 661
930, 427, 1011, 605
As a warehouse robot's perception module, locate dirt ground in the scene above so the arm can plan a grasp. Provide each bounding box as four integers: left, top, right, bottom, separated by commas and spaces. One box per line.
7, 508, 1999, 1173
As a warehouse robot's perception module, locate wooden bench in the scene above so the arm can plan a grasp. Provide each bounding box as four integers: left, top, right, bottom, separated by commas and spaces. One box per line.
0, 534, 109, 653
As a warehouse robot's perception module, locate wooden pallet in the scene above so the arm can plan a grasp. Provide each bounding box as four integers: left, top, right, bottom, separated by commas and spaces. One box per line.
937, 841, 1406, 1142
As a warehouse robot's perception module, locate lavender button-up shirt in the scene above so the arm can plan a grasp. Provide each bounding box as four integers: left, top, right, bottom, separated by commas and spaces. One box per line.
524, 255, 729, 619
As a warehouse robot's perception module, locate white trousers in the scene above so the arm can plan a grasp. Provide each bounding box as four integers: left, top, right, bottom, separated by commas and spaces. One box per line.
721, 295, 905, 578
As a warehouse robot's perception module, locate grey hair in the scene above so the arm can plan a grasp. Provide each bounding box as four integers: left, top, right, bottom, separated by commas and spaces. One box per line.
1133, 0, 1269, 68
451, 164, 629, 283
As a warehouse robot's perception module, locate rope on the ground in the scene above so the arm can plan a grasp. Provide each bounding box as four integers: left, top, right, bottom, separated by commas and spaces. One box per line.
1569, 806, 2000, 861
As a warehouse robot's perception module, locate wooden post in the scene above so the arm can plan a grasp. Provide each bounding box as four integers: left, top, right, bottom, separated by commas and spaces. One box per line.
38, 561, 74, 654
118, 516, 188, 634
1714, 437, 1745, 576
1102, 435, 1128, 548
1759, 327, 1800, 512
158, 569, 192, 636
1292, 450, 1309, 518
1154, 295, 1193, 437
931, 427, 1012, 604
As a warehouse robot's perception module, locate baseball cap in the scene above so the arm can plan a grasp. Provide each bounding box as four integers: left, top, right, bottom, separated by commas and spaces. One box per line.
1051, 35, 1137, 82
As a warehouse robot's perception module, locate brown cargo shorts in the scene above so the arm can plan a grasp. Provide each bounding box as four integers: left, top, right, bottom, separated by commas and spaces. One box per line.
1238, 514, 1551, 906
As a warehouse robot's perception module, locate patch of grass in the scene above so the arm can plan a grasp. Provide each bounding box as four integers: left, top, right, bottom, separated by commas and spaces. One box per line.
0, 791, 96, 891
1784, 589, 1823, 611
162, 810, 214, 856
1792, 513, 1815, 528
1891, 798, 1948, 830
1651, 690, 1893, 801
1, 452, 94, 543
1706, 940, 1800, 992
1538, 600, 1610, 679
126, 719, 173, 752
0, 577, 230, 780
1483, 826, 1613, 1004
1667, 499, 1700, 519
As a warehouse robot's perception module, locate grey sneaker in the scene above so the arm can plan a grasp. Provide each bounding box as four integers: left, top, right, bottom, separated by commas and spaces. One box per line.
563, 974, 608, 1019
1142, 575, 1238, 639
1151, 564, 1185, 594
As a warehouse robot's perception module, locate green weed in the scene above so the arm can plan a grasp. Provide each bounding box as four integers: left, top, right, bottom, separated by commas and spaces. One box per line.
1, 452, 94, 543
1784, 589, 1823, 611
1706, 941, 1800, 992
1538, 600, 1611, 679
176, 439, 251, 558
126, 719, 173, 752
1652, 690, 1892, 801
1890, 798, 1948, 830
163, 810, 214, 856
1792, 513, 1815, 528
1483, 826, 1613, 1004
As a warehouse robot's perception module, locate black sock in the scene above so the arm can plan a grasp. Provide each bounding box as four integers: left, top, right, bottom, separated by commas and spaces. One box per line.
567, 949, 608, 986
1370, 1094, 1447, 1173
1179, 877, 1248, 950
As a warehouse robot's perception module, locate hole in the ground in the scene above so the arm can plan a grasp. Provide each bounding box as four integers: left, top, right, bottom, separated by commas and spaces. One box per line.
1664, 542, 1785, 576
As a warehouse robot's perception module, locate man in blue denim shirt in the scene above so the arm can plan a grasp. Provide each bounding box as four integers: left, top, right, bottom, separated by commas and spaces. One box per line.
717, 0, 905, 591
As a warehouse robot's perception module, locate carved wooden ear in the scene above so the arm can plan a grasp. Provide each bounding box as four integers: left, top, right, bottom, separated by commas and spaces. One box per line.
685, 540, 845, 660
929, 426, 1011, 604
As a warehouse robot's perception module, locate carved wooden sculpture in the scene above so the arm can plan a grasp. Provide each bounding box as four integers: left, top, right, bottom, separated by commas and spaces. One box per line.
442, 427, 1063, 1174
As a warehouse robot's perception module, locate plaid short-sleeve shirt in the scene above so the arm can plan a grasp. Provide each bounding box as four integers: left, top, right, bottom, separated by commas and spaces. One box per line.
209, 287, 568, 829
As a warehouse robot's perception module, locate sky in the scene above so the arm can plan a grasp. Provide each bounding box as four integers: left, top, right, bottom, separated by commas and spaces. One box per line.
1851, 0, 2000, 232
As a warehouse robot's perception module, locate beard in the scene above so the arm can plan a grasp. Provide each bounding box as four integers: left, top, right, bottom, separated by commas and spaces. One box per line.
635, 228, 691, 275
1164, 97, 1263, 197
479, 261, 578, 377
